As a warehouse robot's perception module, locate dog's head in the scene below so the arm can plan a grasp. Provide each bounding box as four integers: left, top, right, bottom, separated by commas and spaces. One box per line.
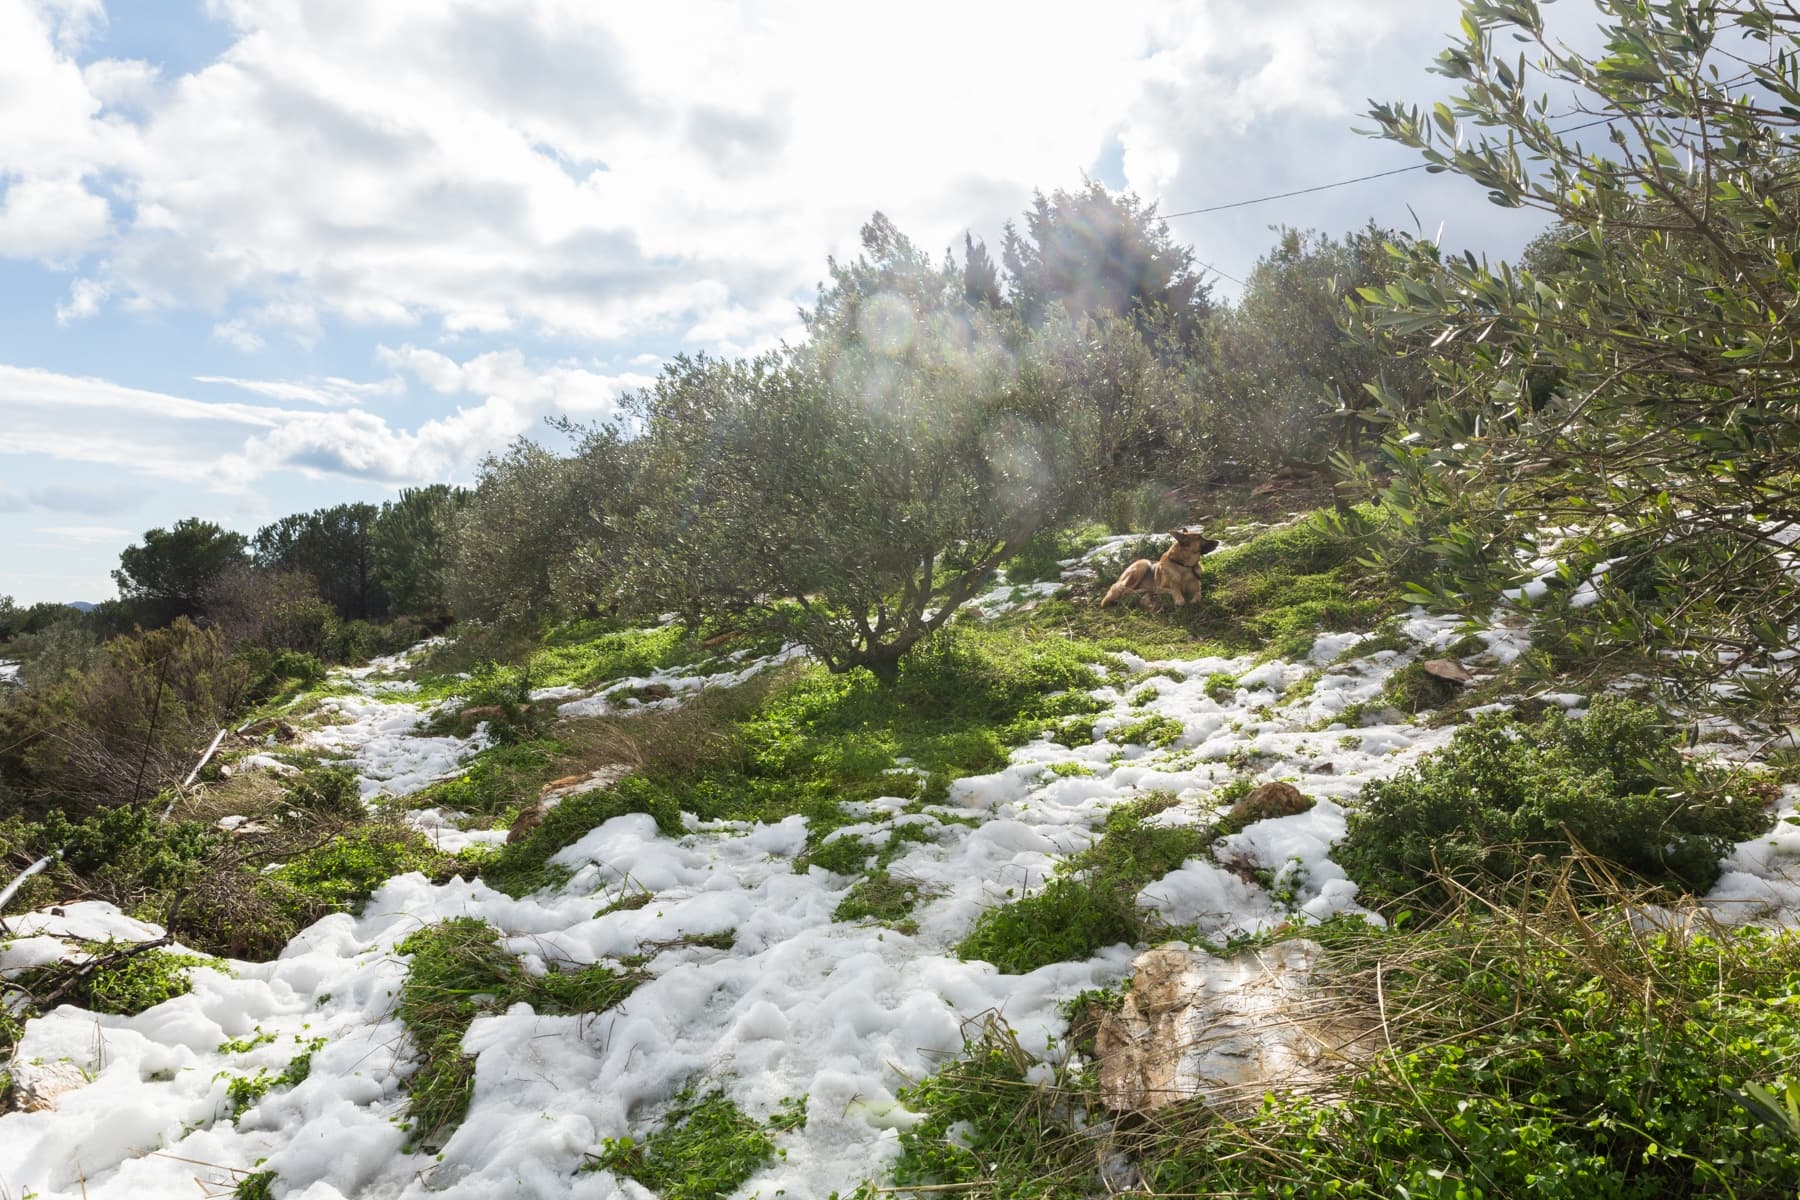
1167, 529, 1220, 560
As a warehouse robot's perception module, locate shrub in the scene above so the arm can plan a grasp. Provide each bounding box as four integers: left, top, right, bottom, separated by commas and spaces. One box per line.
0, 619, 252, 818
0, 804, 221, 913
896, 903, 1800, 1200
76, 947, 215, 1015
1339, 697, 1775, 906
264, 822, 444, 916
417, 658, 543, 744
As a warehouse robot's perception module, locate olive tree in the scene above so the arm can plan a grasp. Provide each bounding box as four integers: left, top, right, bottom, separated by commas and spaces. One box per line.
1358, 0, 1800, 711
638, 214, 1166, 681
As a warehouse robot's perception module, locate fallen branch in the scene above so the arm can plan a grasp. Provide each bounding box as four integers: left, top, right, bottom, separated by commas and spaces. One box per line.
0, 850, 59, 918
159, 726, 230, 822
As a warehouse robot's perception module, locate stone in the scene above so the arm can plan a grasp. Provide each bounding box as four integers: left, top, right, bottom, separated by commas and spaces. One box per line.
1420, 658, 1475, 685
1093, 940, 1370, 1112
1221, 781, 1314, 831
7, 1058, 89, 1113
510, 765, 633, 843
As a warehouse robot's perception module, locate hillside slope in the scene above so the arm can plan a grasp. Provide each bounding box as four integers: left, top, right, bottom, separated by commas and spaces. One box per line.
4, 519, 1798, 1199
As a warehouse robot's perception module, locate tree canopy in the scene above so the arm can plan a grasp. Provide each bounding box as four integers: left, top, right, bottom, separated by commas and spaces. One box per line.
112, 519, 250, 625
1360, 0, 1800, 710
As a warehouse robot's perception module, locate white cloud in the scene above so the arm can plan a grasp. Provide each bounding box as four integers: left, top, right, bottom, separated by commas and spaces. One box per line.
382, 344, 650, 411
30, 0, 104, 51
37, 523, 128, 542
210, 318, 264, 351
215, 345, 650, 484
81, 56, 160, 110
0, 176, 110, 258
0, 363, 300, 427
195, 374, 405, 407
56, 276, 109, 323
0, 347, 647, 494
0, 0, 1474, 352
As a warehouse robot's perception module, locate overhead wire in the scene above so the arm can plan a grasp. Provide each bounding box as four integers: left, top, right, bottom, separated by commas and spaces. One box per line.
1162, 114, 1634, 285
1161, 115, 1624, 223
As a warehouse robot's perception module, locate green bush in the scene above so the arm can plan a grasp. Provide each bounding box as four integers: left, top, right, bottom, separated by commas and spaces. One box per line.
77, 948, 216, 1015
0, 805, 221, 913
894, 914, 1800, 1200
1339, 697, 1775, 906
323, 617, 427, 664
265, 822, 444, 915
240, 647, 327, 703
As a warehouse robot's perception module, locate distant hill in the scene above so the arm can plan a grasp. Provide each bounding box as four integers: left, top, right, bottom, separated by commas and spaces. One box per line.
65, 601, 97, 612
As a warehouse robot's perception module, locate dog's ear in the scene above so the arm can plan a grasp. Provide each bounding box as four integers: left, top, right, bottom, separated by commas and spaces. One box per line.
1172, 530, 1201, 545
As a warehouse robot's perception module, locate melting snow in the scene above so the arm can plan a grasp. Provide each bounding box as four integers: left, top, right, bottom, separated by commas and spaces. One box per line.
5, 603, 1796, 1200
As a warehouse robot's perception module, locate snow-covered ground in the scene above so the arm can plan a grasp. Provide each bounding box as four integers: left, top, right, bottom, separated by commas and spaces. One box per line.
7, 591, 1800, 1199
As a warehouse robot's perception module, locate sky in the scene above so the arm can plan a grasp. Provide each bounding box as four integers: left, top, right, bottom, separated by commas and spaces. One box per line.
0, 0, 1571, 605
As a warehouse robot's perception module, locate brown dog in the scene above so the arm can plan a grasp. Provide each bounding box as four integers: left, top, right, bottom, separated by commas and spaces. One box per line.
1100, 530, 1220, 608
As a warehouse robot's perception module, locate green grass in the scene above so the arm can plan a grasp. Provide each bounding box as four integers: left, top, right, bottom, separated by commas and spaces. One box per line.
583, 1089, 778, 1200
1030, 513, 1399, 662
478, 624, 1108, 899
222, 1036, 325, 1119
395, 917, 648, 1149
1045, 761, 1095, 778
956, 793, 1204, 974
234, 1170, 276, 1199
1000, 523, 1111, 584
408, 620, 755, 702
75, 946, 217, 1015
264, 822, 448, 914
482, 775, 682, 897
833, 870, 942, 931
890, 907, 1800, 1200
1105, 713, 1185, 748
1, 943, 218, 1076
407, 737, 562, 822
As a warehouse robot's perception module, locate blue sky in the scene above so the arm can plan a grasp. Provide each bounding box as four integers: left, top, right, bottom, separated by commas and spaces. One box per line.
0, 0, 1562, 605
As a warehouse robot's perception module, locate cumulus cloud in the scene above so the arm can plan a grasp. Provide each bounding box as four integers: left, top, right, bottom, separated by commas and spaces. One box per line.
195, 374, 405, 407
379, 344, 650, 413
213, 345, 651, 484
0, 176, 111, 258
56, 276, 109, 323
0, 350, 640, 494
0, 0, 1509, 348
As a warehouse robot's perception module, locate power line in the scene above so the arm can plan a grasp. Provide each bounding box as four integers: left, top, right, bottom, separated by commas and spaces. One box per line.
1163, 163, 1429, 219
1193, 258, 1246, 287
1162, 115, 1623, 222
